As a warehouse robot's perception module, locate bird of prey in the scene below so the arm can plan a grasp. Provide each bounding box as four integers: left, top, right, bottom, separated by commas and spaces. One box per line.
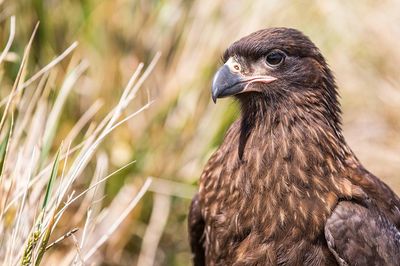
188, 28, 400, 266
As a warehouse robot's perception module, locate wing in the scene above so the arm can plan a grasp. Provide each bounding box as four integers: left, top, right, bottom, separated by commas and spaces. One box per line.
325, 201, 400, 266
347, 165, 400, 227
188, 193, 205, 266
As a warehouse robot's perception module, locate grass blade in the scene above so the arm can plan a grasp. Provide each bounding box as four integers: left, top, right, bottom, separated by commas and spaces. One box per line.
0, 119, 12, 178
0, 16, 16, 66
42, 148, 60, 211
39, 61, 88, 167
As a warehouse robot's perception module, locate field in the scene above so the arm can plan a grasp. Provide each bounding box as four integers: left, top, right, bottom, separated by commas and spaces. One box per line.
0, 1, 399, 265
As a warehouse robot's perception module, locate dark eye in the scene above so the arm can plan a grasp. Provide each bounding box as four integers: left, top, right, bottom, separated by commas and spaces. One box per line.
266, 51, 285, 66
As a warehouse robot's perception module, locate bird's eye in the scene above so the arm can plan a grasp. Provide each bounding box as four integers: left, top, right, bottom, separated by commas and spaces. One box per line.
266, 51, 285, 66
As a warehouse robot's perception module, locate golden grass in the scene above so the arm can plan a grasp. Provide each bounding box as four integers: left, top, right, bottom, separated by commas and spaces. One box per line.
0, 15, 158, 265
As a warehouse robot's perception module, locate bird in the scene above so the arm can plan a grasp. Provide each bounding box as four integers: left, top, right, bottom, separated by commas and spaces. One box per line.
188, 27, 400, 266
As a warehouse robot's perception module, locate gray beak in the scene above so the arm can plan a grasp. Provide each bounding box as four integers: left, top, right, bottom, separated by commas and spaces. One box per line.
211, 64, 244, 103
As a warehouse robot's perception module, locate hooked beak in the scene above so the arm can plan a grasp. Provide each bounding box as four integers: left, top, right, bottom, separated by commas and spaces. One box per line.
211, 60, 277, 103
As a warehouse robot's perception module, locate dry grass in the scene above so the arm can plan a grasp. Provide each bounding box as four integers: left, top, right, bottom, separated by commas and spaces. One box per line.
0, 15, 158, 265
0, 1, 399, 265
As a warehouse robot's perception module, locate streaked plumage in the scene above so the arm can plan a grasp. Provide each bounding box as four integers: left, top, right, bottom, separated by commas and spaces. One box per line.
189, 28, 400, 265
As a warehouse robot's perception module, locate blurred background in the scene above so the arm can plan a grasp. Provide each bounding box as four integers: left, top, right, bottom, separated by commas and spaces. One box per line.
0, 0, 399, 265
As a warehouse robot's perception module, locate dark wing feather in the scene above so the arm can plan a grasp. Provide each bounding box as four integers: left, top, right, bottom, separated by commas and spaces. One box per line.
188, 193, 205, 266
325, 201, 400, 266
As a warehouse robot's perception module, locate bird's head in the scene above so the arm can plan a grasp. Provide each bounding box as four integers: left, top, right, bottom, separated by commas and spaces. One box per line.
212, 27, 339, 123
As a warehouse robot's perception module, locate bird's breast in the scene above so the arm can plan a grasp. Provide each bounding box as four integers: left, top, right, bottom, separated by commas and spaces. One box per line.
199, 120, 354, 264
200, 144, 343, 264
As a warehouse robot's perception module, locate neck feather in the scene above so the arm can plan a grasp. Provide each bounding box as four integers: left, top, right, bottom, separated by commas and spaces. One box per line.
234, 87, 351, 171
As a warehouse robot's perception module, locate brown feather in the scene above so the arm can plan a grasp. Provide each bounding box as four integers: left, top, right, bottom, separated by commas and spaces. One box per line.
189, 27, 400, 266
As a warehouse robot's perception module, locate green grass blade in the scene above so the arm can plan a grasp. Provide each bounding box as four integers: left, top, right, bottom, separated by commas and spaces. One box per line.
42, 148, 60, 211
0, 120, 12, 178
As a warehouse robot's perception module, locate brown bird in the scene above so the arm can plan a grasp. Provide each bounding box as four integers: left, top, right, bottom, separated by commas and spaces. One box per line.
188, 28, 400, 266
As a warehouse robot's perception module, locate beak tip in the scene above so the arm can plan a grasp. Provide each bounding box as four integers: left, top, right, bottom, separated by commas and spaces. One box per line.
212, 93, 217, 103
211, 84, 219, 103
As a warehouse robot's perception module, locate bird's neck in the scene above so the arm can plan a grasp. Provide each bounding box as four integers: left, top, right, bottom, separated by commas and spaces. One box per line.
240, 89, 341, 132
235, 92, 354, 177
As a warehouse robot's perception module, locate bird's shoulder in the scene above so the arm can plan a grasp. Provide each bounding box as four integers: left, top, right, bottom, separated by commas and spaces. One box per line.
344, 160, 400, 227
325, 200, 400, 266
325, 160, 400, 265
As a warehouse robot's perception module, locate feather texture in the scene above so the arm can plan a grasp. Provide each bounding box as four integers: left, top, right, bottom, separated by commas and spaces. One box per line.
189, 28, 400, 266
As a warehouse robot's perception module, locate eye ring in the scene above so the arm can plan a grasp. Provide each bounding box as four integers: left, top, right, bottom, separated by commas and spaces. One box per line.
265, 50, 285, 67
